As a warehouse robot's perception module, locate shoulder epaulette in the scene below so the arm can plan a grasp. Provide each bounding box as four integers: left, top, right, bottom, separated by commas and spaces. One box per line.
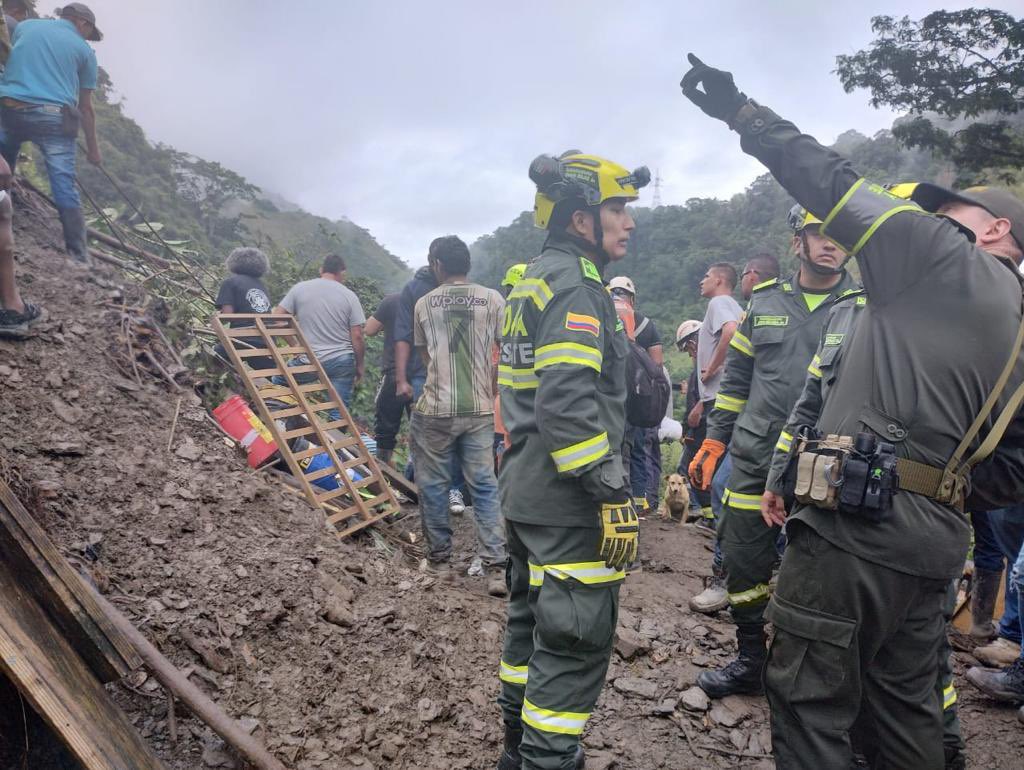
751, 278, 779, 293
835, 288, 867, 306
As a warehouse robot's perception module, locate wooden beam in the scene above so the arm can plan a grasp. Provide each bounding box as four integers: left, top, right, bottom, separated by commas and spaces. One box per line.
0, 481, 141, 682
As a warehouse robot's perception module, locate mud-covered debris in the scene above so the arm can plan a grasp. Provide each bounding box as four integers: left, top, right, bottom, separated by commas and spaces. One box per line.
679, 687, 710, 712
613, 676, 658, 699
614, 627, 651, 660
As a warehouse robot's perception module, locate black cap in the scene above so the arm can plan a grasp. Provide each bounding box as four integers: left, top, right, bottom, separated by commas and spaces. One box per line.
912, 183, 1024, 254
61, 3, 102, 41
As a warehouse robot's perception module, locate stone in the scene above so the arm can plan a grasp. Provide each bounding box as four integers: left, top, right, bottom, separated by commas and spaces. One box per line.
614, 627, 651, 660
651, 697, 677, 715
679, 686, 710, 712
618, 607, 640, 630
612, 676, 658, 699
710, 701, 744, 728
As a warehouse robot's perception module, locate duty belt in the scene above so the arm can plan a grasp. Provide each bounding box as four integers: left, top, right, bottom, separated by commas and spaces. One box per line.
895, 459, 967, 512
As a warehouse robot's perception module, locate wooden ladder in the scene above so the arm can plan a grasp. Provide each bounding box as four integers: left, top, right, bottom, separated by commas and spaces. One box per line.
212, 313, 402, 538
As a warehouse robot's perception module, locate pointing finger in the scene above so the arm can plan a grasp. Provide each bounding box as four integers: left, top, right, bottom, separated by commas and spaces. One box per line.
687, 53, 704, 68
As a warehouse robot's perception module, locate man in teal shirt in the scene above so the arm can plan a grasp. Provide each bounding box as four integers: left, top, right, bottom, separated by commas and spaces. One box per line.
0, 3, 102, 263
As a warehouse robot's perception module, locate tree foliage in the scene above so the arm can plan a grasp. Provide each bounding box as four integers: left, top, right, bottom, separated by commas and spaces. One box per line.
835, 10, 1024, 181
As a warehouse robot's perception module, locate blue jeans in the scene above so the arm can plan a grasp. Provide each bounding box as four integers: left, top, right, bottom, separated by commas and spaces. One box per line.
403, 372, 465, 493
710, 453, 732, 573
0, 106, 80, 209
410, 411, 506, 565
974, 506, 1024, 643
1012, 541, 1024, 663
272, 353, 354, 422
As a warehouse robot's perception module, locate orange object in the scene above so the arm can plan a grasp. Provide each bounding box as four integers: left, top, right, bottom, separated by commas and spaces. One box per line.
688, 438, 726, 491
213, 395, 278, 468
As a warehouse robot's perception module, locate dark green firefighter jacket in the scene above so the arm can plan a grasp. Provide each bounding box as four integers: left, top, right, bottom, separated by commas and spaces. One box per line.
731, 99, 1024, 580
706, 272, 859, 481
498, 233, 629, 528
764, 289, 868, 492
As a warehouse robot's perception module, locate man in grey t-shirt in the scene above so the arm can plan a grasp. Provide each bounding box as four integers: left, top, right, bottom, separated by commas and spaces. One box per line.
696, 263, 743, 405
274, 254, 366, 413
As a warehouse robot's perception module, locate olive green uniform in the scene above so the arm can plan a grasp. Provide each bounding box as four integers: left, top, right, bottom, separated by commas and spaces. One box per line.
707, 272, 857, 630
497, 233, 629, 770
765, 292, 964, 764
728, 98, 1024, 768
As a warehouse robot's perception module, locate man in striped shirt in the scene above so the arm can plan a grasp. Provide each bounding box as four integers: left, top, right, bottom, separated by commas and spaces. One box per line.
411, 235, 507, 593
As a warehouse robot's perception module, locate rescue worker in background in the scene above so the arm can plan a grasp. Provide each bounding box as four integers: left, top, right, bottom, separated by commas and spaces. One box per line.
682, 53, 1024, 768
608, 275, 663, 513
496, 150, 648, 770
762, 271, 965, 770
494, 263, 528, 469
688, 203, 856, 699
689, 253, 780, 616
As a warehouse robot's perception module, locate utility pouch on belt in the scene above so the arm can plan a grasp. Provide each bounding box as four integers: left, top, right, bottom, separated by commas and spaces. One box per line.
61, 104, 81, 137
793, 432, 899, 521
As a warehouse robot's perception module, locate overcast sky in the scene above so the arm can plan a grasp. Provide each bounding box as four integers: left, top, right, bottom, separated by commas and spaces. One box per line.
81, 0, 1006, 266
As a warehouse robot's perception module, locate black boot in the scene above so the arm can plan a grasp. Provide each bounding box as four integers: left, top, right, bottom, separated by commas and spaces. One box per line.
57, 206, 90, 264
497, 724, 522, 770
497, 725, 585, 770
697, 624, 766, 698
965, 658, 1024, 702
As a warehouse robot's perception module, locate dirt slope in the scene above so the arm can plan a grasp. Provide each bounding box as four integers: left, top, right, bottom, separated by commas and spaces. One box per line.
1, 199, 1022, 769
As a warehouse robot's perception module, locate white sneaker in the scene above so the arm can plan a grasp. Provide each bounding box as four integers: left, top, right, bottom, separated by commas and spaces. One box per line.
449, 489, 466, 515
689, 576, 729, 614
467, 556, 485, 577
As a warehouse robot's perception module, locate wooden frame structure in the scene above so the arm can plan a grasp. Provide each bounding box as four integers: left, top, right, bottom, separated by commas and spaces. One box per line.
212, 313, 402, 538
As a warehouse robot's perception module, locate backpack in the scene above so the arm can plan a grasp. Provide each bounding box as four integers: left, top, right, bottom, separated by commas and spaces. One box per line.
625, 333, 671, 428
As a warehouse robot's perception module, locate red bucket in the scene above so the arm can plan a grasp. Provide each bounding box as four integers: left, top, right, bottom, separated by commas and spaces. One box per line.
213, 395, 278, 468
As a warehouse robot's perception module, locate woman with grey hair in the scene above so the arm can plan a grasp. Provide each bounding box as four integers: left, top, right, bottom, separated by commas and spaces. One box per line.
214, 247, 275, 372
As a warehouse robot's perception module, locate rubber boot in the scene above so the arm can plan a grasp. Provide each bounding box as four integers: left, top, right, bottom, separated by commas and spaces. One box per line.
697, 624, 766, 698
377, 448, 393, 467
970, 567, 1002, 641
57, 206, 90, 264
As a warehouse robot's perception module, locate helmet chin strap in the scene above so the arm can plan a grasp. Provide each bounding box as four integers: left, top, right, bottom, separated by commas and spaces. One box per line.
798, 231, 844, 276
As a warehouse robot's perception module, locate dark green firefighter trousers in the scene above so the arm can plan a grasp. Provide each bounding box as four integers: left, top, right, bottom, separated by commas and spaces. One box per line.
497, 521, 623, 770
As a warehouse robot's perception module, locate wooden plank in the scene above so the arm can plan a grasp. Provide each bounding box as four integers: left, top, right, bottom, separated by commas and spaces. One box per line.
379, 461, 418, 503
0, 562, 165, 770
0, 482, 141, 682
249, 364, 318, 379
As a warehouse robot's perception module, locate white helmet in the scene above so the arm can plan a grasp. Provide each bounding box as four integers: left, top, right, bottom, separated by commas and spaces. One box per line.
675, 319, 701, 347
608, 275, 636, 295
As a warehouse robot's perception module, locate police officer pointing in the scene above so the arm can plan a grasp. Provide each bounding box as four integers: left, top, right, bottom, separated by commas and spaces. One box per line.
682, 54, 1024, 769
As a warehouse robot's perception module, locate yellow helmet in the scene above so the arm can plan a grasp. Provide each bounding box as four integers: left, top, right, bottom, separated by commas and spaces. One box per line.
886, 182, 919, 200
787, 204, 823, 233
529, 150, 650, 230
501, 263, 528, 289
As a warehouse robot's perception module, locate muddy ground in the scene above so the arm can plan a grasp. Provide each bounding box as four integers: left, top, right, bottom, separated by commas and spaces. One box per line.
1, 198, 1023, 769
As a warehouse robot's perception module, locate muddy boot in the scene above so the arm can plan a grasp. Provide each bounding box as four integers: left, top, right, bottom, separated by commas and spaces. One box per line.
944, 746, 966, 770
970, 567, 1002, 641
689, 565, 728, 614
58, 206, 90, 265
497, 724, 522, 770
965, 658, 1024, 702
697, 624, 766, 698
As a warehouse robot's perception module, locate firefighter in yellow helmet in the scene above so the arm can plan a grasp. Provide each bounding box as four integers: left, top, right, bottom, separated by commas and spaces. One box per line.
496, 150, 648, 770
501, 263, 529, 297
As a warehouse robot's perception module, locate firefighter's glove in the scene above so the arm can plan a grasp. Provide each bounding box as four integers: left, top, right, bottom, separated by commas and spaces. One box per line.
599, 500, 639, 569
688, 438, 726, 492
680, 53, 748, 125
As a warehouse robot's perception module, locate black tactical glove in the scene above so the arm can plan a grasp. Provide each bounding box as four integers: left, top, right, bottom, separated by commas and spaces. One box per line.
680, 53, 748, 125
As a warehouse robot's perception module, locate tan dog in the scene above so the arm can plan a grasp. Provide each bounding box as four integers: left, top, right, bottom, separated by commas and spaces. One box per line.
657, 473, 691, 523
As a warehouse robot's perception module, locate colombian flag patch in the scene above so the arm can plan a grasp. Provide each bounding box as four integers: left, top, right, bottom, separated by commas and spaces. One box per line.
565, 312, 600, 337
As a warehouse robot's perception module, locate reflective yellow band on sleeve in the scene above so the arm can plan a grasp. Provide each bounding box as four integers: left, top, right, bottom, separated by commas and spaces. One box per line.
820, 177, 928, 255
534, 341, 602, 373
528, 560, 626, 586
509, 278, 554, 311
498, 364, 539, 390
776, 431, 793, 453
722, 488, 763, 511
499, 660, 529, 685
550, 432, 610, 473
730, 331, 754, 357
728, 583, 771, 607
807, 354, 822, 378
521, 698, 590, 736
943, 684, 957, 710
714, 392, 747, 414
